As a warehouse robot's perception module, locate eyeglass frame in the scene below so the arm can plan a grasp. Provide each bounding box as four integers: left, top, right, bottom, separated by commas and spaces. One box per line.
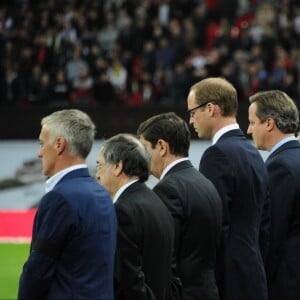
187, 101, 212, 118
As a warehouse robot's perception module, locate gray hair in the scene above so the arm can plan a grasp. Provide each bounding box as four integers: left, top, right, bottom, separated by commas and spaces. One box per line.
101, 134, 150, 182
41, 109, 96, 158
249, 90, 299, 134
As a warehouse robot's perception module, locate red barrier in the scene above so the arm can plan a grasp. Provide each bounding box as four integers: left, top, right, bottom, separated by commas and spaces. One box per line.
0, 209, 36, 242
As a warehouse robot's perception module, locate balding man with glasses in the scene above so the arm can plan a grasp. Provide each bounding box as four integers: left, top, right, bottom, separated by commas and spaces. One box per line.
187, 77, 270, 300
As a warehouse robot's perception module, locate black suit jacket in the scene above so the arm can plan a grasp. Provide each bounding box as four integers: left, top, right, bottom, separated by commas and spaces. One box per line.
265, 140, 300, 300
114, 181, 181, 300
200, 129, 269, 300
153, 160, 222, 300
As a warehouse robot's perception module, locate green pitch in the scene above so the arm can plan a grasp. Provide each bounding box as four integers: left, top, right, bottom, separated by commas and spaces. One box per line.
0, 243, 30, 300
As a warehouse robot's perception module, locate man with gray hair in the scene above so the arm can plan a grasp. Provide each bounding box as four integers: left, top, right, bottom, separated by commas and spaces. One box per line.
18, 109, 117, 300
248, 90, 300, 300
96, 133, 181, 300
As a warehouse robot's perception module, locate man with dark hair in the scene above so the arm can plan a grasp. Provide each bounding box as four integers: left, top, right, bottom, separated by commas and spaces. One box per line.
137, 112, 222, 300
248, 90, 300, 300
187, 77, 270, 300
96, 133, 181, 300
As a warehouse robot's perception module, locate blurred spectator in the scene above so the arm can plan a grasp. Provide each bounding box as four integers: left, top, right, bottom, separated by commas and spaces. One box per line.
34, 72, 52, 104
0, 0, 299, 108
155, 37, 174, 70
141, 40, 156, 75
158, 0, 171, 27
126, 68, 158, 106
97, 12, 118, 57
70, 66, 94, 106
27, 64, 43, 103
50, 69, 70, 108
5, 62, 27, 105
93, 71, 116, 105
65, 44, 89, 84
153, 66, 169, 104
107, 57, 127, 95
169, 62, 191, 104
168, 18, 187, 63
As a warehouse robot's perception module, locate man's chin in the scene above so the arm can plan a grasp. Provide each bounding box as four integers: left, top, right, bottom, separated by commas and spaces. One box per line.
43, 170, 50, 178
257, 145, 266, 151
197, 131, 205, 139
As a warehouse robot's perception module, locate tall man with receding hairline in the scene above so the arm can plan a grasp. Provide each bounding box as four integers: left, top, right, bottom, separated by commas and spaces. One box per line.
187, 77, 270, 300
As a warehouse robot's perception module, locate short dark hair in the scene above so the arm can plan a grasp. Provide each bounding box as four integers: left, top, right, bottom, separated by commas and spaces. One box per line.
137, 112, 190, 157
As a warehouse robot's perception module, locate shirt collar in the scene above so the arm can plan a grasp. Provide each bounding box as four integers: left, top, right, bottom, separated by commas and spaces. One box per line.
160, 157, 189, 180
270, 135, 297, 154
45, 164, 87, 193
113, 179, 139, 204
212, 124, 239, 145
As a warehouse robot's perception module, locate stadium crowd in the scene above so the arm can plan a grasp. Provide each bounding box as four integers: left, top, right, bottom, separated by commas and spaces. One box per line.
0, 0, 299, 108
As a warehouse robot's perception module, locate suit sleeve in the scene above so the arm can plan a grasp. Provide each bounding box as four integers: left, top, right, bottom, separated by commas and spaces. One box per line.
18, 192, 73, 300
266, 160, 295, 283
114, 203, 155, 300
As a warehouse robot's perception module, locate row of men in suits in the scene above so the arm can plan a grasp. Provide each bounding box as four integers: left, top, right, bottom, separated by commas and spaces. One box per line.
18, 77, 300, 300
96, 114, 223, 300
187, 78, 300, 300
106, 78, 300, 300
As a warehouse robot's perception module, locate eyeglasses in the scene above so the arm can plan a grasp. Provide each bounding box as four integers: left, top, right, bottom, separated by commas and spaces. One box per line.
96, 161, 107, 172
187, 101, 210, 118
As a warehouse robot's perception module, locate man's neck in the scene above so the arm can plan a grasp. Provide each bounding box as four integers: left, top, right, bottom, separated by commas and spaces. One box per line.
212, 117, 237, 136
267, 133, 295, 152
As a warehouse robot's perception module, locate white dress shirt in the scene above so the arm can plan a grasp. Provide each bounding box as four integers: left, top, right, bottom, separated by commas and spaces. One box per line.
212, 124, 240, 145
45, 164, 87, 193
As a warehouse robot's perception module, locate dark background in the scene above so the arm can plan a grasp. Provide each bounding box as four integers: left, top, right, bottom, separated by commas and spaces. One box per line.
0, 101, 250, 140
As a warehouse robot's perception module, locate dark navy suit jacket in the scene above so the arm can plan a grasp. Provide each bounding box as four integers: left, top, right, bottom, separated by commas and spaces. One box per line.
154, 160, 222, 300
18, 168, 117, 300
200, 129, 270, 300
265, 140, 300, 300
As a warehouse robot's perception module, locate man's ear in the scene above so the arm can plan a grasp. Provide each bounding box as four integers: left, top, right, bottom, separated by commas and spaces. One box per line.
207, 102, 219, 117
113, 160, 123, 177
56, 136, 66, 155
266, 117, 275, 132
157, 139, 169, 157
